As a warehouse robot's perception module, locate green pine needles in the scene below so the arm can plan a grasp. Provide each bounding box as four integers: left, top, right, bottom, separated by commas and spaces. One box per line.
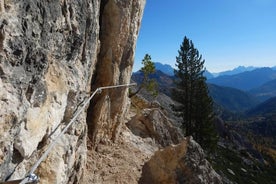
171, 36, 218, 151
129, 54, 158, 97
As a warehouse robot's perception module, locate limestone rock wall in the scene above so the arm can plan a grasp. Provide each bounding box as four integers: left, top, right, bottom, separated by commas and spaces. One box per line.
87, 0, 145, 145
0, 0, 145, 183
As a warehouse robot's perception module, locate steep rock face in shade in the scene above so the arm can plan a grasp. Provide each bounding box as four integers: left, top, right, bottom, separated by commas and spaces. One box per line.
139, 137, 223, 184
0, 0, 145, 183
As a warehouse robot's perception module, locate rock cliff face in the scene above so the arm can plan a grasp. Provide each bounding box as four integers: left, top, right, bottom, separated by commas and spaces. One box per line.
87, 0, 145, 146
0, 0, 145, 183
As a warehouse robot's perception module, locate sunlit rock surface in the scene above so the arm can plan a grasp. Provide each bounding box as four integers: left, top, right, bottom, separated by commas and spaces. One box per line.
139, 137, 223, 184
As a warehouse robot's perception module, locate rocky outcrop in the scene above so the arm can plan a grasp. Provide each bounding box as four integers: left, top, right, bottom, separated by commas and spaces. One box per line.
122, 95, 221, 184
127, 108, 183, 147
139, 137, 223, 184
0, 0, 145, 183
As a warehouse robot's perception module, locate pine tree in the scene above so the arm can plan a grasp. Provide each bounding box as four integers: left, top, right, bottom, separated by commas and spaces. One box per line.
129, 54, 158, 97
171, 36, 218, 150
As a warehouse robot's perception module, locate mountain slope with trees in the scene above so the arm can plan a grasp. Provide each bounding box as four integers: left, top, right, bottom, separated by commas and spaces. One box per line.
249, 79, 276, 102
246, 96, 276, 117
132, 70, 174, 96
208, 83, 259, 113
132, 71, 261, 114
129, 54, 158, 97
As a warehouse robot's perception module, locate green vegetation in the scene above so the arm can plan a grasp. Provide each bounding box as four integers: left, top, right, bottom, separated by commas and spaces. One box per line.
246, 97, 276, 117
171, 36, 218, 150
210, 146, 276, 184
208, 83, 259, 113
210, 112, 276, 183
129, 54, 158, 97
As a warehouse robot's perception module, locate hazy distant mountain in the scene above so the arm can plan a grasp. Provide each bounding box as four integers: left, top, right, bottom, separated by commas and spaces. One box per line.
204, 70, 214, 79
149, 63, 276, 79
249, 79, 276, 102
208, 83, 259, 113
154, 62, 214, 79
218, 66, 257, 76
154, 62, 174, 76
246, 96, 276, 117
208, 67, 276, 91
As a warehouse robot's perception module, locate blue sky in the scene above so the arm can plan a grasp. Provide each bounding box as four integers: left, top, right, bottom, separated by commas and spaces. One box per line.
134, 0, 276, 73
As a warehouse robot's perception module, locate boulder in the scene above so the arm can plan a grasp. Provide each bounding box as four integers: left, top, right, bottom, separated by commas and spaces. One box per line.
127, 108, 183, 147
139, 137, 223, 184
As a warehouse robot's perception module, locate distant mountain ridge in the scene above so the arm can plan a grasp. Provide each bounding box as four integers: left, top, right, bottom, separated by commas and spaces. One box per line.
154, 62, 174, 76
152, 62, 215, 79
151, 63, 276, 79
207, 67, 276, 91
217, 66, 257, 76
